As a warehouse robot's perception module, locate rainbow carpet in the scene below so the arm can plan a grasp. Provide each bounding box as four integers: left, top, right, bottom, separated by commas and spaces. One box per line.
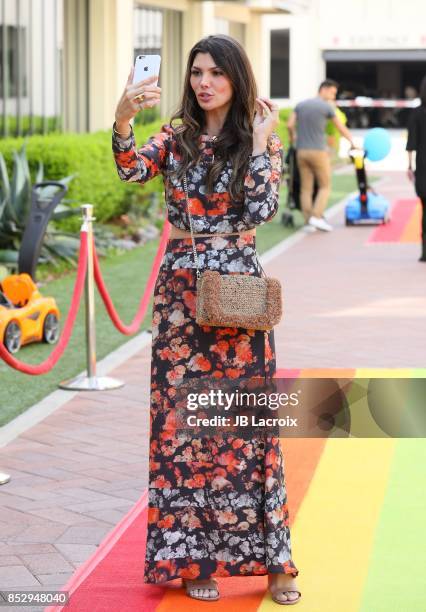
368, 198, 421, 243
47, 368, 426, 612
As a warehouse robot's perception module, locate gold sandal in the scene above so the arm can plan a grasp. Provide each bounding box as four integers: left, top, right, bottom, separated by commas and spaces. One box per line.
269, 576, 301, 606
182, 577, 220, 602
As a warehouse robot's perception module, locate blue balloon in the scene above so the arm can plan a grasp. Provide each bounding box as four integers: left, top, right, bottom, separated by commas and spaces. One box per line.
363, 128, 391, 162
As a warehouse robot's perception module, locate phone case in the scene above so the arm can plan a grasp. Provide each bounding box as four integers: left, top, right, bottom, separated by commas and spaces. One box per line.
133, 55, 161, 86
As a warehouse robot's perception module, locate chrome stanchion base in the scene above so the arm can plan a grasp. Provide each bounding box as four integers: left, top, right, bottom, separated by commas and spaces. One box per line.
59, 375, 124, 391
0, 472, 11, 485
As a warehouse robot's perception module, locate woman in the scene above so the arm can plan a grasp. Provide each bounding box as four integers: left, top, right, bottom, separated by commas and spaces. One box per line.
407, 75, 426, 262
113, 35, 300, 605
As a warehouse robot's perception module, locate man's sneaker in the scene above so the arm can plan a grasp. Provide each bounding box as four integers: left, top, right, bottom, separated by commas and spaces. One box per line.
303, 224, 317, 233
308, 216, 333, 232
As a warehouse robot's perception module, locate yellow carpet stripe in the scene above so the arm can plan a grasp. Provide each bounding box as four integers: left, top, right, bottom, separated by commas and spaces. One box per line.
355, 368, 414, 378
257, 438, 396, 611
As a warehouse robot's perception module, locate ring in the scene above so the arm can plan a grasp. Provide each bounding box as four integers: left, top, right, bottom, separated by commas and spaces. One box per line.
134, 93, 145, 102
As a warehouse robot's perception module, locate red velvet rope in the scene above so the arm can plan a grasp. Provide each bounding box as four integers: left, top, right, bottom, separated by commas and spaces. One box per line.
0, 232, 88, 375
93, 219, 171, 335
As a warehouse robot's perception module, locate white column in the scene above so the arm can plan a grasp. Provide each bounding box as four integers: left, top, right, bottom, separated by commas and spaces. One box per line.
162, 9, 183, 119
87, 0, 134, 132
182, 0, 216, 65
63, 0, 89, 132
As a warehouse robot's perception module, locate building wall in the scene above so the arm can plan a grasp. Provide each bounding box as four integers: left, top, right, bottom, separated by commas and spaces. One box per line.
319, 0, 426, 50
1, 0, 290, 135
264, 0, 426, 105
62, 0, 288, 132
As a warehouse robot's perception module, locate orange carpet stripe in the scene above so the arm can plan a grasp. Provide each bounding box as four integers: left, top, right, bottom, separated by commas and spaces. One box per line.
400, 200, 421, 242
299, 367, 355, 378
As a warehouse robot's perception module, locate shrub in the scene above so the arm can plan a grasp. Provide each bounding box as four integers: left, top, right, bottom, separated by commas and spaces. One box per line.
0, 120, 167, 232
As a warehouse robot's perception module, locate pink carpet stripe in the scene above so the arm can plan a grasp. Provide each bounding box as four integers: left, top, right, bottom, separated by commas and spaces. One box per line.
368, 199, 417, 243
45, 490, 149, 612
275, 368, 301, 378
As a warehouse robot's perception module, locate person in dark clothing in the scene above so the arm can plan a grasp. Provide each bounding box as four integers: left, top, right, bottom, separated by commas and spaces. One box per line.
406, 75, 426, 262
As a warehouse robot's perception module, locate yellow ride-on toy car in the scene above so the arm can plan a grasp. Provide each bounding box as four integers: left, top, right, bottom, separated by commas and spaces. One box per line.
0, 273, 60, 354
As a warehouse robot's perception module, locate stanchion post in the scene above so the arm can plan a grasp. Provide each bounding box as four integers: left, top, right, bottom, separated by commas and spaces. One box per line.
85, 204, 97, 379
59, 205, 124, 391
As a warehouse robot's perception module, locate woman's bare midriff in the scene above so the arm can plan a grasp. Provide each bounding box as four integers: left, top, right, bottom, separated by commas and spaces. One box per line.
169, 226, 256, 239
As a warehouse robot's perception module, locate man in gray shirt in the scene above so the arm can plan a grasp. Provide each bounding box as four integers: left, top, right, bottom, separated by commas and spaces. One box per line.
287, 79, 355, 231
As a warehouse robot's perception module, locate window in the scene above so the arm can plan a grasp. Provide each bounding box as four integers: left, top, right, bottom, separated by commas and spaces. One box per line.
0, 25, 27, 98
133, 6, 163, 125
270, 29, 290, 98
0, 0, 63, 137
134, 7, 162, 57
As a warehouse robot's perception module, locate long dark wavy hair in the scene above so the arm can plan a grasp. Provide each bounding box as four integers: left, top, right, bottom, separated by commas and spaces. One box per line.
170, 35, 258, 202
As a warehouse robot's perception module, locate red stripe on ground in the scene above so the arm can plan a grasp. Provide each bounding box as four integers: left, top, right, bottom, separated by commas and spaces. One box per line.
275, 368, 301, 378
368, 199, 417, 243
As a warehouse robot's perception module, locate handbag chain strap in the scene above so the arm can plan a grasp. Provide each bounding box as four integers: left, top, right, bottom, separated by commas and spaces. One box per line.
182, 172, 266, 279
182, 173, 202, 280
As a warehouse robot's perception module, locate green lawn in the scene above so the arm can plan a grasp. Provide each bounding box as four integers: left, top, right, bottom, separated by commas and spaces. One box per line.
0, 174, 357, 426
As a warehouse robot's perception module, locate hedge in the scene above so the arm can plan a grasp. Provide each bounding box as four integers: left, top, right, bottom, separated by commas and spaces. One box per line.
0, 110, 293, 231
0, 120, 167, 231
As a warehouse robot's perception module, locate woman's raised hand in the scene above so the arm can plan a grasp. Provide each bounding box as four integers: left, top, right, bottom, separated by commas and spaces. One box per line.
252, 97, 280, 153
114, 66, 162, 127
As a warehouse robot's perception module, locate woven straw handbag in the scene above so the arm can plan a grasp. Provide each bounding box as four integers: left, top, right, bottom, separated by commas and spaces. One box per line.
182, 174, 283, 331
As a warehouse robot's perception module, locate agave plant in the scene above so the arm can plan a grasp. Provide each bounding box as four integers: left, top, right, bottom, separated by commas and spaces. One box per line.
0, 143, 80, 270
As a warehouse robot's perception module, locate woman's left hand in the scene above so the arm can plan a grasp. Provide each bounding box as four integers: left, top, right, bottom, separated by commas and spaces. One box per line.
252, 97, 280, 153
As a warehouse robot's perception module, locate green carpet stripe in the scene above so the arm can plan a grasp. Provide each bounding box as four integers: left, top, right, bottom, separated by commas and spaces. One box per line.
359, 438, 426, 612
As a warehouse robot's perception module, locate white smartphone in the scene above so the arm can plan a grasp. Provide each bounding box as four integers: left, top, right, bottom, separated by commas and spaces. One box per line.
133, 54, 161, 86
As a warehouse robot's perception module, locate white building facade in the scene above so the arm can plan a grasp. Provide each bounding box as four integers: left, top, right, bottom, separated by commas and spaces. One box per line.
264, 0, 426, 110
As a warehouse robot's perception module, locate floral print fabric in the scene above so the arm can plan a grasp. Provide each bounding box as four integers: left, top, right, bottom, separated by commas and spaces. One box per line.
112, 126, 298, 584
112, 124, 283, 234
145, 235, 298, 583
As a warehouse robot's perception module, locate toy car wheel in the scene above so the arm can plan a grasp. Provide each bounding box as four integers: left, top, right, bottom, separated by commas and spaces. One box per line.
281, 212, 294, 227
4, 321, 22, 354
43, 313, 60, 344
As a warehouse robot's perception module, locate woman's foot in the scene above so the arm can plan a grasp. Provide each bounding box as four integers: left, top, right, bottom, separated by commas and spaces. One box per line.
268, 573, 301, 605
182, 577, 220, 601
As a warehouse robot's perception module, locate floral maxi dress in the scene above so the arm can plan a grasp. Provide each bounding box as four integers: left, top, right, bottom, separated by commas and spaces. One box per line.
112, 124, 299, 583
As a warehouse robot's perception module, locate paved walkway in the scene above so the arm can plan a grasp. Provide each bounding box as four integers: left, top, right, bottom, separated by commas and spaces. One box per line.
0, 170, 424, 609
274, 171, 425, 367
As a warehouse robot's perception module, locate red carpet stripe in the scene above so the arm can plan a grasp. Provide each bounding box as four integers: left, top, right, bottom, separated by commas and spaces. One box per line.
368, 199, 417, 243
